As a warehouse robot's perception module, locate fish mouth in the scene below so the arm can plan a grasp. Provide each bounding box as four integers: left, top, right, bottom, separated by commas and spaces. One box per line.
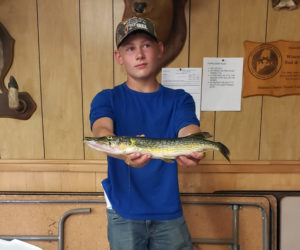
84, 140, 121, 154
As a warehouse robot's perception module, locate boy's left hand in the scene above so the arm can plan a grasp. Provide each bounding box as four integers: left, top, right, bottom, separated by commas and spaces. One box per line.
176, 152, 205, 168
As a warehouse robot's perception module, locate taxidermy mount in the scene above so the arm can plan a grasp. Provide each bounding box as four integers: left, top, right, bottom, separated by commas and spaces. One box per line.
0, 23, 36, 120
272, 0, 299, 10
122, 0, 187, 68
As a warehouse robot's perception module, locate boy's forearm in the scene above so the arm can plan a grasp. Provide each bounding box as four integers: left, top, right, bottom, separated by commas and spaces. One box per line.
92, 127, 115, 137
178, 124, 201, 138
91, 117, 115, 137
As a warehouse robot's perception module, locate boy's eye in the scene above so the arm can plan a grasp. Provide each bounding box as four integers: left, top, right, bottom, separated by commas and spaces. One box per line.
126, 46, 135, 52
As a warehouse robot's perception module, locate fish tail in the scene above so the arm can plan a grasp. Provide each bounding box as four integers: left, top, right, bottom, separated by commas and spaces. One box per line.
216, 142, 231, 162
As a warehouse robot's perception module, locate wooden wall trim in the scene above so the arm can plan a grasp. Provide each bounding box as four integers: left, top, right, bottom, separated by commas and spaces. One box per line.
0, 160, 107, 172
0, 160, 299, 173
182, 161, 300, 173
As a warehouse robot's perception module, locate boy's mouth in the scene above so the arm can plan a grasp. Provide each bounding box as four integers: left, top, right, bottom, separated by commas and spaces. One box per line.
135, 63, 147, 69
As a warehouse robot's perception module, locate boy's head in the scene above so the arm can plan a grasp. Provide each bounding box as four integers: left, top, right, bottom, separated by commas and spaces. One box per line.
116, 17, 158, 48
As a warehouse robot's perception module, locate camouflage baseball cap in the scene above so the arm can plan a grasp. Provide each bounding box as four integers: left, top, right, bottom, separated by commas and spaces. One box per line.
116, 17, 157, 48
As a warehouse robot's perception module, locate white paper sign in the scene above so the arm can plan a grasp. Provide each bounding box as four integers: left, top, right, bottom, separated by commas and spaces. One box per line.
0, 239, 43, 250
201, 58, 244, 111
161, 68, 202, 120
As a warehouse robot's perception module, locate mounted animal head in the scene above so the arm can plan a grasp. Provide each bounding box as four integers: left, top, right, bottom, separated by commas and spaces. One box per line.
121, 0, 187, 68
272, 0, 299, 10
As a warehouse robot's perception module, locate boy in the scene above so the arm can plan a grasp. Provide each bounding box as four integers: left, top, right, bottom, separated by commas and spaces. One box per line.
90, 17, 205, 250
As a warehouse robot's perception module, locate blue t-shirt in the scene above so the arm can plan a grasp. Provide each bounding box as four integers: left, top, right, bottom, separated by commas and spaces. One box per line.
90, 83, 199, 220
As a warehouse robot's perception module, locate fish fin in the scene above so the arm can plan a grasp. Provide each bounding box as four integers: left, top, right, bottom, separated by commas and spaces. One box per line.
162, 158, 175, 163
184, 132, 212, 139
216, 142, 231, 163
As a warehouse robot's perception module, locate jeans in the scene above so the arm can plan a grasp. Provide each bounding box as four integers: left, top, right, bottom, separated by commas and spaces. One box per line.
106, 209, 193, 250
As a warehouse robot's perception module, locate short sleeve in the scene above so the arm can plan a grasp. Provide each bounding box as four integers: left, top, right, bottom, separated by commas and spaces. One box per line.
174, 90, 200, 134
89, 89, 114, 130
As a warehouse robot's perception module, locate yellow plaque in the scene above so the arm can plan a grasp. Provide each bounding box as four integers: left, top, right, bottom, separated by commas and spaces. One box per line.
243, 40, 300, 97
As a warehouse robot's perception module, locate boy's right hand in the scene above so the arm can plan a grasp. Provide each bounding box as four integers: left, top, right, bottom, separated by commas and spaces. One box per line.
125, 152, 152, 168
124, 134, 151, 168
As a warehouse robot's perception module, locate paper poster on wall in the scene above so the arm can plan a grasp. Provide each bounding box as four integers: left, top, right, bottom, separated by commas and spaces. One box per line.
161, 68, 202, 120
201, 57, 244, 111
243, 40, 300, 97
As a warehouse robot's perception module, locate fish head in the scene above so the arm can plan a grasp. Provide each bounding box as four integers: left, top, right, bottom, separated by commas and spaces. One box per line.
96, 136, 116, 145
84, 136, 129, 155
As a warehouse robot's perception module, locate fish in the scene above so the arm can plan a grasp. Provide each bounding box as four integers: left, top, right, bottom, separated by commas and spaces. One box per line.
84, 132, 230, 163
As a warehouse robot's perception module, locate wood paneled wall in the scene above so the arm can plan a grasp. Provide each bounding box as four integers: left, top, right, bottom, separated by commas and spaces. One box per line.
0, 0, 300, 192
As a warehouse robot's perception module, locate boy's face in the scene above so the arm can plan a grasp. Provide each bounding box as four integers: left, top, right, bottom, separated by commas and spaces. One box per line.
114, 32, 164, 82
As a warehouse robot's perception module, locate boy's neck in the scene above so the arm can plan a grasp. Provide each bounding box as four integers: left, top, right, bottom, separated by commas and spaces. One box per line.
126, 78, 160, 93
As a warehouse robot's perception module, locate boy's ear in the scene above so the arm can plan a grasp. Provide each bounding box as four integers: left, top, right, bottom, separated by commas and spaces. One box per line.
114, 50, 123, 65
157, 41, 164, 59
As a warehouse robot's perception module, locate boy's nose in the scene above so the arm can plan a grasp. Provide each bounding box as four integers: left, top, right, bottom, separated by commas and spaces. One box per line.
136, 48, 145, 59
